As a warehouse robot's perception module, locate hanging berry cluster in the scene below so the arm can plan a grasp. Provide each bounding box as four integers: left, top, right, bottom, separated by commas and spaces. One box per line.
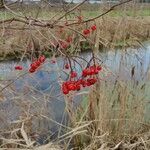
29, 55, 46, 73
62, 64, 102, 95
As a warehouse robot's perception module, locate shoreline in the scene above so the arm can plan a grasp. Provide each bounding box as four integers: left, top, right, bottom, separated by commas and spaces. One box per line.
0, 16, 150, 61
0, 39, 149, 62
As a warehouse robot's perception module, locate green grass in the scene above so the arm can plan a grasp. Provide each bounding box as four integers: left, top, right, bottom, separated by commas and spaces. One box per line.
0, 8, 149, 21
82, 9, 150, 18
0, 11, 13, 20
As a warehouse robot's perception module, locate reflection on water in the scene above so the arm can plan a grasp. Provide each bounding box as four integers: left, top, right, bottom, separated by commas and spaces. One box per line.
0, 44, 150, 143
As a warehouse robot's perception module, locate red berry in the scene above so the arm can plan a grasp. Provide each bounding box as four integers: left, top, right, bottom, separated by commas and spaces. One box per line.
68, 83, 76, 91
88, 69, 93, 75
97, 66, 102, 71
82, 68, 90, 77
30, 63, 37, 70
82, 70, 87, 77
77, 79, 82, 85
15, 65, 23, 70
90, 68, 95, 74
91, 25, 97, 31
62, 82, 67, 88
87, 78, 97, 85
63, 89, 69, 95
86, 68, 91, 75
70, 71, 77, 78
91, 78, 97, 84
35, 61, 41, 67
62, 85, 69, 94
83, 29, 90, 35
82, 81, 87, 87
29, 68, 35, 73
95, 70, 99, 74
39, 55, 46, 63
65, 63, 70, 69
86, 80, 91, 86
76, 84, 81, 91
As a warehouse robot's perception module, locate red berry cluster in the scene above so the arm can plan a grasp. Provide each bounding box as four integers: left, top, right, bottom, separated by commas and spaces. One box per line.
29, 55, 46, 73
62, 65, 102, 95
62, 80, 80, 94
82, 65, 102, 77
62, 77, 98, 95
83, 25, 97, 36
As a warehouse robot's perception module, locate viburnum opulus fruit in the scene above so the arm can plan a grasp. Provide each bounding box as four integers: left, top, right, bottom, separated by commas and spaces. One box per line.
15, 65, 23, 70
91, 25, 97, 31
70, 71, 77, 78
62, 65, 102, 95
83, 29, 90, 35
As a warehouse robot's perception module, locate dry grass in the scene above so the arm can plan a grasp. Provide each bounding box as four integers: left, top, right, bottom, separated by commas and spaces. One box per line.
0, 16, 150, 61
0, 51, 150, 149
0, 2, 150, 150
0, 2, 150, 60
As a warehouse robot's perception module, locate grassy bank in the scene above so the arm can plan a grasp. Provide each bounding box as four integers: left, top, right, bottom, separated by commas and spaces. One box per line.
0, 3, 150, 60
0, 16, 150, 61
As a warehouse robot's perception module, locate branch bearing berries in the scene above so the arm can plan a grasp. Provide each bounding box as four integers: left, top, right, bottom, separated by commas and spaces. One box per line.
62, 65, 102, 95
82, 65, 102, 77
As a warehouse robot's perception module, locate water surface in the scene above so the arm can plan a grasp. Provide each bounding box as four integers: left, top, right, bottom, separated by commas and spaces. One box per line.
0, 44, 150, 143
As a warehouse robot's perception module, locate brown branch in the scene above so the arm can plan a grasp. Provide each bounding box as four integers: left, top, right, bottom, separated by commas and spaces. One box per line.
66, 0, 133, 26
0, 18, 53, 28
52, 0, 88, 25
0, 0, 133, 29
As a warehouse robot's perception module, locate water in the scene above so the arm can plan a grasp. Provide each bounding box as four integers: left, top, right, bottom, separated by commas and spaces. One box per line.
0, 44, 150, 143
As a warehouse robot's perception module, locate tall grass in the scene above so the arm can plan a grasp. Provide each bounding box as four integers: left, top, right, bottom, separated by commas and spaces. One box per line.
0, 2, 150, 150
0, 49, 150, 149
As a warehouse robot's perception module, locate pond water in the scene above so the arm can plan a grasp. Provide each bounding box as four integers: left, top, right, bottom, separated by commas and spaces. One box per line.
0, 43, 150, 144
